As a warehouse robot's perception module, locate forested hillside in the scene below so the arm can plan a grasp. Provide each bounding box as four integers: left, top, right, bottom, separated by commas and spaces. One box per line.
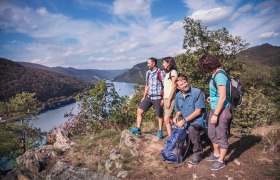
18, 62, 128, 82
0, 58, 88, 102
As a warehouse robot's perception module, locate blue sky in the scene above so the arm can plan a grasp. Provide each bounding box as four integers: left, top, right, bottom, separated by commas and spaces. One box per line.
0, 0, 279, 69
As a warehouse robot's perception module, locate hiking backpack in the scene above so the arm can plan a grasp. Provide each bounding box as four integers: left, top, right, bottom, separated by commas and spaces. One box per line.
212, 70, 243, 109
161, 126, 187, 163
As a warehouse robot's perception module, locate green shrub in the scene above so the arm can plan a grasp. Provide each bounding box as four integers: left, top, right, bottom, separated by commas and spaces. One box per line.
233, 87, 278, 134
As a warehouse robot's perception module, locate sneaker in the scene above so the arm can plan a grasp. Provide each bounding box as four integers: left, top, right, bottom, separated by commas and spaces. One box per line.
129, 127, 141, 135
157, 130, 163, 139
209, 161, 226, 171
206, 154, 219, 162
188, 152, 203, 165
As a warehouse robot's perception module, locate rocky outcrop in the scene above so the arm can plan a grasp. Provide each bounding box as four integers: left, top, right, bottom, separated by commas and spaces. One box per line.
53, 128, 71, 151
16, 145, 57, 175
46, 161, 119, 180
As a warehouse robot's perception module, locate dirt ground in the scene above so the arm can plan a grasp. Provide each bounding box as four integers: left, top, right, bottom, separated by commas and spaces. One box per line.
127, 133, 279, 180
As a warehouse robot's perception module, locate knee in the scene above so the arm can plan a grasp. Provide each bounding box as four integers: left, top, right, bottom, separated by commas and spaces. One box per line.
188, 126, 198, 137
164, 116, 171, 124
188, 126, 196, 134
137, 108, 143, 116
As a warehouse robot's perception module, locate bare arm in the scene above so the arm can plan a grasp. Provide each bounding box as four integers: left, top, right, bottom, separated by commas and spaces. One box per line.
210, 85, 226, 124
166, 76, 177, 109
177, 109, 202, 128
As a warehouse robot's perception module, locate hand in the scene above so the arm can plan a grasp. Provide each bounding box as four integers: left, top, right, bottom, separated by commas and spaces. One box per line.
176, 120, 185, 128
141, 96, 145, 102
206, 97, 210, 103
172, 117, 179, 124
210, 115, 218, 125
165, 99, 171, 109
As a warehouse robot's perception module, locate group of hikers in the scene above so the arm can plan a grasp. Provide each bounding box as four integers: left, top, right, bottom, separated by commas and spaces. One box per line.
129, 54, 233, 171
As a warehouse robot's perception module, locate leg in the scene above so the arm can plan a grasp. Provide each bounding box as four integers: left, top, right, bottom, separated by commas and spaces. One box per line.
130, 97, 152, 133
209, 108, 232, 171
158, 116, 163, 131
153, 99, 164, 138
207, 111, 220, 161
136, 108, 144, 129
216, 108, 232, 162
163, 98, 175, 136
188, 125, 202, 153
164, 115, 172, 136
188, 125, 203, 165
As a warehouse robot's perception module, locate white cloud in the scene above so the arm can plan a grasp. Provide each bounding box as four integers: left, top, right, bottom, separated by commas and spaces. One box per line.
36, 7, 48, 16
259, 31, 280, 38
183, 0, 219, 11
238, 4, 253, 12
0, 1, 186, 69
190, 6, 234, 25
112, 0, 153, 17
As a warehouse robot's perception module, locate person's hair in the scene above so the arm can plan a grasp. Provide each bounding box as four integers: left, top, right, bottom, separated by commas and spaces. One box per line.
175, 73, 188, 84
197, 54, 221, 73
148, 57, 157, 66
162, 57, 177, 73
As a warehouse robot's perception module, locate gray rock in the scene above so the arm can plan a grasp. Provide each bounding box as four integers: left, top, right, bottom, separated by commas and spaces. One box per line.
16, 145, 57, 174
117, 171, 128, 179
105, 160, 115, 173
110, 149, 123, 161
53, 128, 71, 151
46, 161, 119, 180
115, 161, 123, 169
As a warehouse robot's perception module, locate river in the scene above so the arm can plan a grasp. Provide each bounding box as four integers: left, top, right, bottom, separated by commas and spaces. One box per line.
29, 82, 135, 132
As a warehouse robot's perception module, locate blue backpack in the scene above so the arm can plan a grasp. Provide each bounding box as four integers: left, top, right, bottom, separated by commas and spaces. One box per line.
161, 126, 187, 163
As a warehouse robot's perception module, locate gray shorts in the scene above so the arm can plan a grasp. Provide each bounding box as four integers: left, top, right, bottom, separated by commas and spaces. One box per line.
139, 97, 163, 118
208, 108, 232, 149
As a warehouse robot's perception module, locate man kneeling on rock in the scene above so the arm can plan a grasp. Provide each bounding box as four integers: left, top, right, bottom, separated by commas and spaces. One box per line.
173, 74, 207, 165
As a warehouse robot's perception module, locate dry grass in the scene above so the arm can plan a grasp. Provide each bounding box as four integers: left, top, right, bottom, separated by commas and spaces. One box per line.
65, 130, 121, 172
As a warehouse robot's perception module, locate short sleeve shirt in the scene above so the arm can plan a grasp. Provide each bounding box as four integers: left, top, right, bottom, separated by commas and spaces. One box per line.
175, 87, 207, 128
163, 70, 178, 99
209, 70, 230, 110
146, 68, 165, 100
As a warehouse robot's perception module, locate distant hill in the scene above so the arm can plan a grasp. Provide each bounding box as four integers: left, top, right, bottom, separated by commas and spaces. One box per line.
18, 62, 128, 82
0, 58, 88, 102
239, 43, 280, 66
113, 44, 280, 84
113, 62, 147, 84
113, 59, 163, 84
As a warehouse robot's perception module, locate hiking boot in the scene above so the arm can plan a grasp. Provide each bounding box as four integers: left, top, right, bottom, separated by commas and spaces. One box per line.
129, 127, 141, 136
157, 130, 163, 139
188, 152, 203, 165
209, 161, 226, 171
206, 154, 219, 162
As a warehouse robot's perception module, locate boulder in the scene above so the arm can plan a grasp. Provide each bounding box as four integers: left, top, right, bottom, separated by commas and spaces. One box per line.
16, 145, 57, 174
46, 161, 119, 180
119, 131, 141, 156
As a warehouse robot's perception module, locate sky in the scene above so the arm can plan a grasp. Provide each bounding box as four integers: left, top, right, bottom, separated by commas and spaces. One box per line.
0, 0, 279, 70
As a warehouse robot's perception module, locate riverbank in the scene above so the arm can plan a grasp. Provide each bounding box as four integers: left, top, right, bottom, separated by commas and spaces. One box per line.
39, 96, 76, 114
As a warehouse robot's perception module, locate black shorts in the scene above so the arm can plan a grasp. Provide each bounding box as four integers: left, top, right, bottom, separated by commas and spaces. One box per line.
139, 97, 163, 118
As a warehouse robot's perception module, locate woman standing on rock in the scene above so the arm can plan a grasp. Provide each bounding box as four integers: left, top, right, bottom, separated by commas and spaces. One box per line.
198, 54, 232, 171
162, 57, 178, 137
